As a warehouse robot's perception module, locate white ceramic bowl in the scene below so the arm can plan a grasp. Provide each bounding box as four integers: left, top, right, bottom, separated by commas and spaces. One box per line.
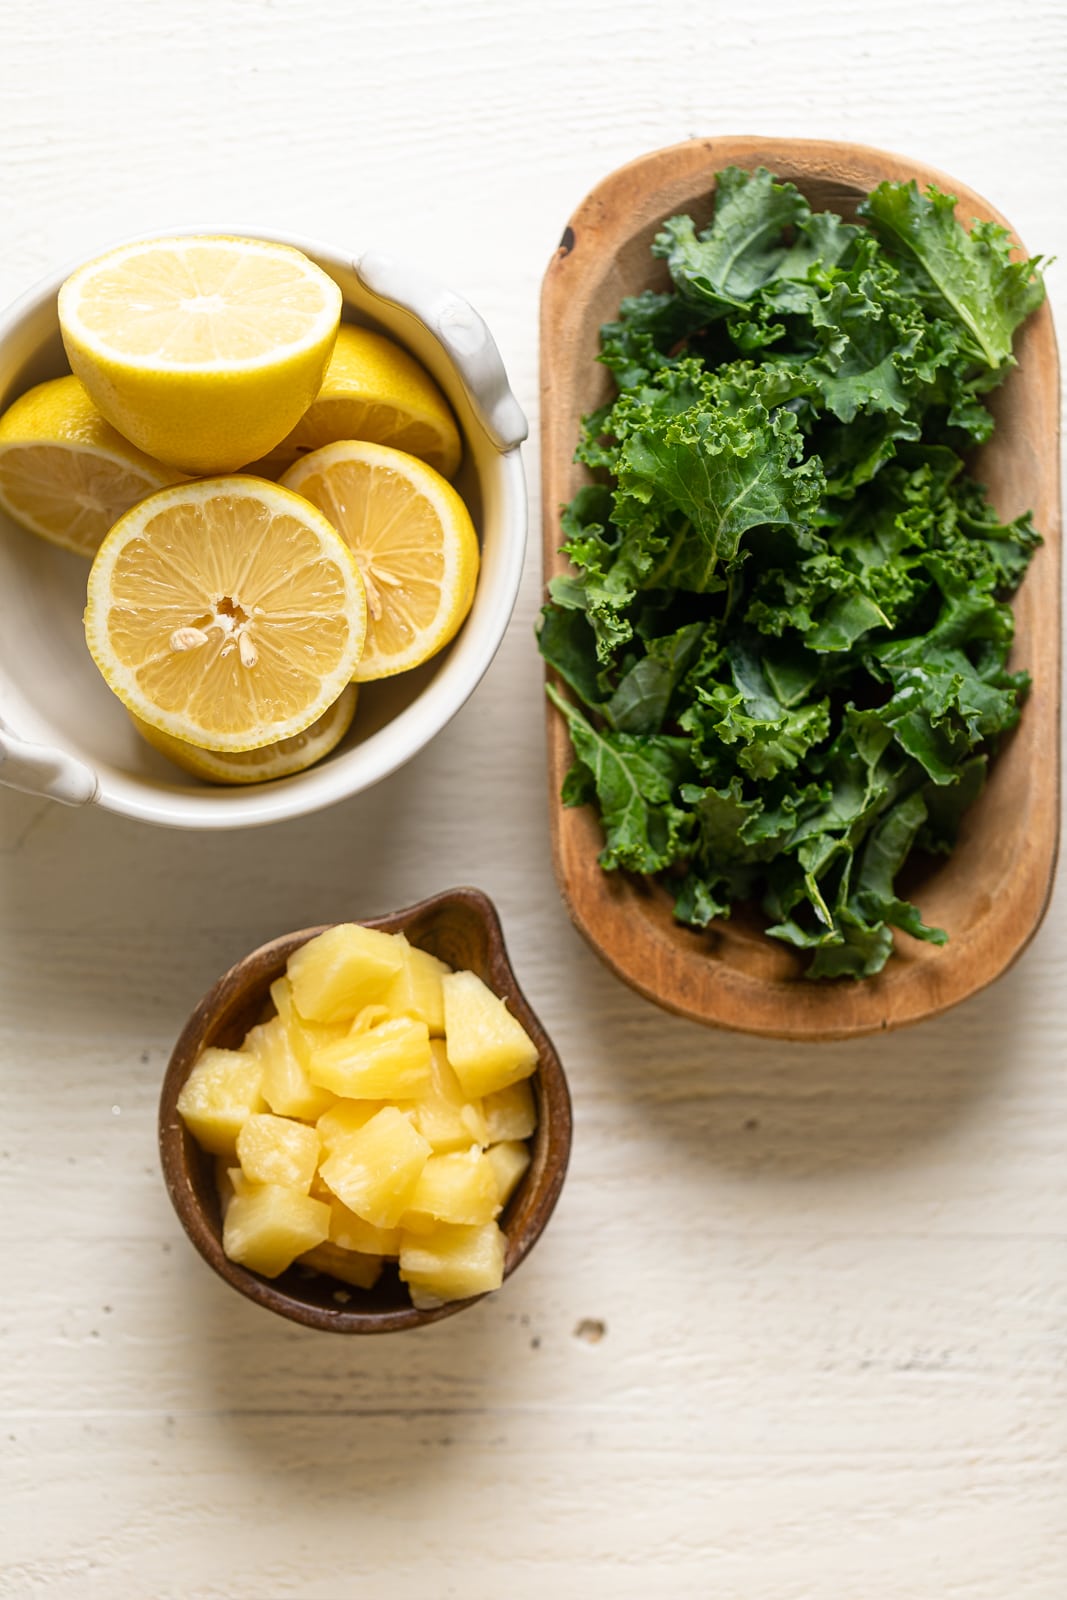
0, 229, 527, 828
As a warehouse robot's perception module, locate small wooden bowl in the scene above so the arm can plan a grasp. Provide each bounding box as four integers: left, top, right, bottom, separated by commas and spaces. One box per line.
159, 887, 571, 1333
541, 137, 1061, 1041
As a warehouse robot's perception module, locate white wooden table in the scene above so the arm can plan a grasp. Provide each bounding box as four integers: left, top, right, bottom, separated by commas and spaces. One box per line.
2, 3, 1065, 1595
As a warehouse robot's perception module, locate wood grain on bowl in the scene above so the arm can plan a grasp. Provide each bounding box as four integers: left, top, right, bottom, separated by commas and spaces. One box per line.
159, 887, 571, 1332
540, 137, 1061, 1041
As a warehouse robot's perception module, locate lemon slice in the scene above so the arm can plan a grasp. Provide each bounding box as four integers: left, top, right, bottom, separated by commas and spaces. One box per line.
252, 324, 462, 479
58, 235, 342, 474
280, 441, 479, 681
131, 684, 358, 784
0, 376, 184, 557
84, 477, 366, 751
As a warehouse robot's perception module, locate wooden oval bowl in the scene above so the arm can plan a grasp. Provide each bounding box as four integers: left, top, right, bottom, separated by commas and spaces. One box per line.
159, 887, 571, 1332
541, 137, 1061, 1041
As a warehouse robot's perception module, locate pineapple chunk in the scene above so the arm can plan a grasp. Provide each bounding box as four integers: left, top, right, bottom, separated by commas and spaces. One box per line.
381, 934, 450, 1034
318, 1106, 430, 1228
316, 1099, 387, 1152
349, 1003, 391, 1034
287, 924, 403, 1023
250, 1014, 336, 1120
483, 1079, 537, 1142
236, 1113, 320, 1193
401, 1148, 501, 1233
229, 1164, 255, 1196
216, 1163, 259, 1221
399, 1221, 506, 1308
268, 976, 349, 1070
486, 1140, 531, 1207
327, 1200, 401, 1257
410, 1041, 488, 1151
222, 1183, 330, 1278
268, 974, 296, 1027
299, 1241, 383, 1290
441, 971, 539, 1098
214, 1158, 255, 1218
176, 1047, 265, 1156
308, 1016, 432, 1099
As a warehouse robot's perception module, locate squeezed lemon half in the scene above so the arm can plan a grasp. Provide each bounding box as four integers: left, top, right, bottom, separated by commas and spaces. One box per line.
84, 477, 366, 751
58, 235, 342, 474
281, 440, 479, 681
0, 375, 184, 556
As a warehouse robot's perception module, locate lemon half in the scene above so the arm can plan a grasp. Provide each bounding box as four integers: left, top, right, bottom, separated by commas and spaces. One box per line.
84, 477, 366, 751
131, 684, 358, 784
59, 235, 342, 474
252, 324, 462, 480
0, 375, 184, 556
281, 440, 479, 681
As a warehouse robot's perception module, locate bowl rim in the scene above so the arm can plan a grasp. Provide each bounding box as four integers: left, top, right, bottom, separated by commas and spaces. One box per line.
0, 226, 527, 830
158, 886, 572, 1332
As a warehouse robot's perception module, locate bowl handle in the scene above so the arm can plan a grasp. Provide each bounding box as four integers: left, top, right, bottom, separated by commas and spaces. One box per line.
354, 253, 528, 453
0, 719, 98, 806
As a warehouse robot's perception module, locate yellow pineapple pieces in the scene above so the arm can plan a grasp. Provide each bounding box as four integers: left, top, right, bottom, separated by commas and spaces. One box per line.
486, 1140, 531, 1207
401, 1148, 501, 1234
327, 1200, 401, 1257
308, 1016, 432, 1098
300, 1241, 383, 1290
442, 971, 538, 1097
382, 934, 450, 1034
176, 1047, 265, 1156
236, 1112, 320, 1194
287, 924, 404, 1023
410, 1041, 488, 1151
399, 1221, 506, 1309
222, 1184, 330, 1278
181, 925, 542, 1309
316, 1099, 387, 1152
250, 1014, 336, 1121
483, 1079, 537, 1142
318, 1105, 431, 1229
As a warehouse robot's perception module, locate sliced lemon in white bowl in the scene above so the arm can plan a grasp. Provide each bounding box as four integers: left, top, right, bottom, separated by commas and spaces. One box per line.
84, 476, 366, 752
251, 324, 462, 481
0, 231, 527, 827
130, 685, 358, 784
58, 235, 342, 474
282, 440, 479, 681
0, 375, 184, 557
